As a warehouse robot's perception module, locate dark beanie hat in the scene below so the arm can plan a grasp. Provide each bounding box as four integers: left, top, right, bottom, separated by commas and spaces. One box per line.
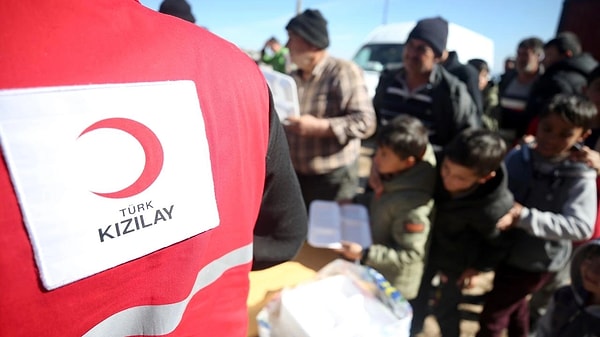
285, 9, 329, 49
159, 0, 196, 23
407, 16, 449, 57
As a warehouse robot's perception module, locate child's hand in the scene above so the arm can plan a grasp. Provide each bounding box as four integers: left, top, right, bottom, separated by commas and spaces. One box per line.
520, 134, 536, 146
368, 164, 384, 198
334, 241, 363, 261
496, 212, 514, 231
456, 268, 480, 289
496, 203, 523, 231
570, 145, 600, 174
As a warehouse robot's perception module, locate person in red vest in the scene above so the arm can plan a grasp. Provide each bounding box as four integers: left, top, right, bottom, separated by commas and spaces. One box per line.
0, 1, 307, 336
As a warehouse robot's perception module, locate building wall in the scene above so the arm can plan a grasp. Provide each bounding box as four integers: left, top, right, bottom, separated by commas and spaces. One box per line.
557, 0, 600, 61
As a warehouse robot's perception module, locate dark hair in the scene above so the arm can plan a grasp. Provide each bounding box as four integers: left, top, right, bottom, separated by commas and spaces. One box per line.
267, 37, 280, 45
544, 31, 582, 56
539, 94, 597, 131
467, 58, 489, 74
444, 128, 507, 177
583, 244, 600, 261
376, 114, 429, 160
518, 37, 544, 56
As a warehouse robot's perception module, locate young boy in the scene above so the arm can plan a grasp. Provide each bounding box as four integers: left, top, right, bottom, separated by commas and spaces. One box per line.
477, 94, 598, 337
528, 63, 600, 333
536, 239, 600, 336
337, 114, 436, 300
409, 128, 514, 337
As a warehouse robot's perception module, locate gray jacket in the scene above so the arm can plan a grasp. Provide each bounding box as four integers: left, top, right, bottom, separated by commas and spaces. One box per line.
503, 144, 597, 272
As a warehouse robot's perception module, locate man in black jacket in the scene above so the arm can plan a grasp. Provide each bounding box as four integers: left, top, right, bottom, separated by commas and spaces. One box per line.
525, 32, 598, 132
496, 37, 544, 146
373, 16, 480, 149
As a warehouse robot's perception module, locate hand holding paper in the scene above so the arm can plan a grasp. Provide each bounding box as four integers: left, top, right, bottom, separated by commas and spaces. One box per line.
307, 200, 372, 250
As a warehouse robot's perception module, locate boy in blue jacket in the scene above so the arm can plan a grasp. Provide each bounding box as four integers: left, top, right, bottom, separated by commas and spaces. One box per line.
477, 94, 598, 337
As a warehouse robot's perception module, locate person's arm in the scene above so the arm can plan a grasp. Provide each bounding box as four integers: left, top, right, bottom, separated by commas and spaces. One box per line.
452, 79, 481, 131
326, 62, 377, 143
365, 201, 433, 268
252, 90, 308, 270
260, 40, 272, 63
260, 53, 273, 64
511, 176, 596, 241
471, 165, 515, 271
570, 145, 600, 175
433, 68, 481, 146
284, 62, 376, 143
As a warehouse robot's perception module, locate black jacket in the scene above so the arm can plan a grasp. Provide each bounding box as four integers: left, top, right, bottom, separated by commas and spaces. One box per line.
373, 64, 480, 148
252, 91, 308, 270
428, 158, 514, 275
526, 53, 598, 117
443, 51, 483, 117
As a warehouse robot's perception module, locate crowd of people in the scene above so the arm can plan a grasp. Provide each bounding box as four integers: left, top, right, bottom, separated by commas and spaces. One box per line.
267, 8, 600, 337
2, 0, 600, 336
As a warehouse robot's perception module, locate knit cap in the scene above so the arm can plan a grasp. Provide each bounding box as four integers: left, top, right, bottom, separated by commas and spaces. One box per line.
285, 9, 329, 49
159, 0, 196, 23
407, 17, 449, 57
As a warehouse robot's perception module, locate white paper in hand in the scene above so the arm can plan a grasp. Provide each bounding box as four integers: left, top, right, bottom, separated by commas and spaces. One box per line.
307, 200, 371, 249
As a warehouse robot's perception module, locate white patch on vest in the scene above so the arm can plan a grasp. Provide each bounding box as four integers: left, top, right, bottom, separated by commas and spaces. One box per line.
0, 81, 219, 290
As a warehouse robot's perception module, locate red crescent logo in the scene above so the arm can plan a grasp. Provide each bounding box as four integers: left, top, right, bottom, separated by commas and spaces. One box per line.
79, 118, 164, 199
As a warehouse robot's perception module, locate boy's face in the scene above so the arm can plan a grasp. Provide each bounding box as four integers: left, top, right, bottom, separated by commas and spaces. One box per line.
580, 251, 600, 296
373, 145, 414, 175
440, 158, 491, 195
535, 113, 587, 158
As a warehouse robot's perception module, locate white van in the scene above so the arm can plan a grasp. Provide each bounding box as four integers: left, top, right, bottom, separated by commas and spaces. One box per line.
352, 22, 495, 98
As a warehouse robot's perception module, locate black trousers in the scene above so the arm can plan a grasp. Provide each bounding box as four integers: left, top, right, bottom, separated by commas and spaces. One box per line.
296, 160, 359, 210
410, 263, 463, 337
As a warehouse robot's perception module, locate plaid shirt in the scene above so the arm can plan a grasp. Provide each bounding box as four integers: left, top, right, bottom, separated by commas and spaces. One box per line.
287, 55, 376, 174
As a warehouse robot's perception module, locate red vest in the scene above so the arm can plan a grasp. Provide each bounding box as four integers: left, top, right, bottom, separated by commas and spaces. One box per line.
0, 1, 269, 336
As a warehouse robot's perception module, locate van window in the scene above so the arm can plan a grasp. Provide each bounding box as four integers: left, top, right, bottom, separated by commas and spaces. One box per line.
353, 43, 404, 72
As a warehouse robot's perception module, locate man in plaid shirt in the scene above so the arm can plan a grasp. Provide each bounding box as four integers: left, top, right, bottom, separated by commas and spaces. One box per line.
283, 9, 377, 208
